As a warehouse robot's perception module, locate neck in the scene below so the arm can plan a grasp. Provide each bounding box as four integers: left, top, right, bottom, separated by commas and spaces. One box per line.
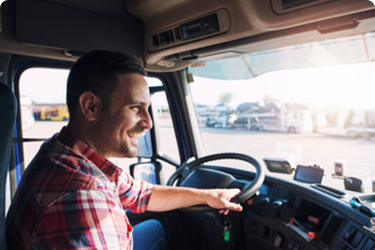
67, 120, 98, 153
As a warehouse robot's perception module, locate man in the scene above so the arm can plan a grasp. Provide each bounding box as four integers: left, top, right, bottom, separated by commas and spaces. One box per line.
6, 50, 242, 250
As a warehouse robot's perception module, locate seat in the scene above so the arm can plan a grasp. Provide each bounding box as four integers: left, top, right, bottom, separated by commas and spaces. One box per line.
0, 83, 17, 250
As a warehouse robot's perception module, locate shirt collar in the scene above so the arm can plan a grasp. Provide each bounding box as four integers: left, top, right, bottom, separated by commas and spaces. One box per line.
57, 126, 123, 178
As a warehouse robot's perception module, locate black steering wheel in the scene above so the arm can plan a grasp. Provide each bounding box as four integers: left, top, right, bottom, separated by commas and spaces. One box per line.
166, 153, 265, 211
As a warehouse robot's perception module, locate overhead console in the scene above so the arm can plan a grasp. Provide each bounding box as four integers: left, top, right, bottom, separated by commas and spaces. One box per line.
139, 0, 374, 71
271, 0, 337, 14
146, 9, 230, 52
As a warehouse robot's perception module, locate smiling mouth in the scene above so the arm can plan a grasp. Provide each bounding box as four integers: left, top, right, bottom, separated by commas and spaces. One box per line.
127, 131, 146, 144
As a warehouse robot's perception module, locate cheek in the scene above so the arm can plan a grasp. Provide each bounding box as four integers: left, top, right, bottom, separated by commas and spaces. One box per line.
113, 114, 137, 134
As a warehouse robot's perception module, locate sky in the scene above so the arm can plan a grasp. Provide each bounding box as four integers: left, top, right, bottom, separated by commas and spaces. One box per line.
20, 68, 69, 104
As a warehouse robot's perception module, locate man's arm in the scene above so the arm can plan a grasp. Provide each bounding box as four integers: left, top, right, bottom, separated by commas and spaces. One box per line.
32, 190, 133, 249
146, 185, 242, 214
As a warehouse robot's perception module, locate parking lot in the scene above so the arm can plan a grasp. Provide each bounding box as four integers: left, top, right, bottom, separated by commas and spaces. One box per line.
23, 119, 375, 193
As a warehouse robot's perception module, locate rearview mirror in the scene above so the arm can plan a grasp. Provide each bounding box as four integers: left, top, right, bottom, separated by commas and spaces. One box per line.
129, 162, 161, 184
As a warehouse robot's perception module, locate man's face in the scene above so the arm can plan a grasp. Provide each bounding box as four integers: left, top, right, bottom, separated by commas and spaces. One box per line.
94, 73, 152, 159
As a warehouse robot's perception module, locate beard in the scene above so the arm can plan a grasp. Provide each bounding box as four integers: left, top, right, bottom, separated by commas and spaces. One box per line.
93, 114, 144, 159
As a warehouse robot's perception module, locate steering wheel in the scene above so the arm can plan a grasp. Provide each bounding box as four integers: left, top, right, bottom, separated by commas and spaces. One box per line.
166, 153, 265, 211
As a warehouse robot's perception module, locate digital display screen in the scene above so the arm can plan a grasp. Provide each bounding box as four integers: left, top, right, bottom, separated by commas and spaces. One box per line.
294, 165, 324, 184
180, 13, 219, 40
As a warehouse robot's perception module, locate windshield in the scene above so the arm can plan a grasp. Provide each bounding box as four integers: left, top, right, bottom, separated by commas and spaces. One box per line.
189, 31, 375, 194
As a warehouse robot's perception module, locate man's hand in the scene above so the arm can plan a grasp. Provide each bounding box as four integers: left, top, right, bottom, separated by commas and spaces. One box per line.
204, 188, 243, 215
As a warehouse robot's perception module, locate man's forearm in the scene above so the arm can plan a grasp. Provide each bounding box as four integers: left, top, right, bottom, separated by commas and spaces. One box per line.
146, 185, 242, 212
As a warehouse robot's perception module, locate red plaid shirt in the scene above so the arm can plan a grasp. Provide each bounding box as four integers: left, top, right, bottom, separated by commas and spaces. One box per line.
6, 127, 154, 250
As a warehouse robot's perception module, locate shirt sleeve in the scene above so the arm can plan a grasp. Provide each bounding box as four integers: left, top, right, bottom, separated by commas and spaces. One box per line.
117, 171, 154, 213
32, 190, 132, 250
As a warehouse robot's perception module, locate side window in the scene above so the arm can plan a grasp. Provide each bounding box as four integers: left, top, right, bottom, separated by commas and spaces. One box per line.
150, 89, 180, 183
18, 68, 179, 182
19, 68, 69, 166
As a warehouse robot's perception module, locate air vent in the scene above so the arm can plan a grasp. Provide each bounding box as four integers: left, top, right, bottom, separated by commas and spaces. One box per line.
320, 213, 345, 246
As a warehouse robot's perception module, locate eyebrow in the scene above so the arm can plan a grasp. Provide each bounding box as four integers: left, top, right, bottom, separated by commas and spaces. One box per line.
126, 100, 151, 107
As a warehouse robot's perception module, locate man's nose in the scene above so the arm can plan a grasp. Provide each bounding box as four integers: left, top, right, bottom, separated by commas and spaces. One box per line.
139, 110, 153, 130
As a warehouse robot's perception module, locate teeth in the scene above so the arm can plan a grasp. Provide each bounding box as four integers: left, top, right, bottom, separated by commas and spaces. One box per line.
136, 131, 146, 137
128, 131, 145, 138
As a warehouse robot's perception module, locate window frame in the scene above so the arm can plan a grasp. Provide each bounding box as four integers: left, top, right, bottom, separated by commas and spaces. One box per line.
10, 59, 189, 196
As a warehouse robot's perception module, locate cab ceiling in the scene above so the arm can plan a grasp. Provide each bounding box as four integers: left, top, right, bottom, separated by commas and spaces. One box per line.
1, 0, 374, 71
124, 0, 375, 71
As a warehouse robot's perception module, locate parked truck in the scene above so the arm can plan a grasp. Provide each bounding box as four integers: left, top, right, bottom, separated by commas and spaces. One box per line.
33, 105, 69, 121
233, 102, 313, 133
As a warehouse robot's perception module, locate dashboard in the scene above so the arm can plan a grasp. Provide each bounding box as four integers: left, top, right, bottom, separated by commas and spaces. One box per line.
180, 166, 375, 250
243, 177, 375, 250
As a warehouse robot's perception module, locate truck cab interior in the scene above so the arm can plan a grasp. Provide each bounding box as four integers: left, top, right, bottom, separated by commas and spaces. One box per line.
1, 0, 375, 249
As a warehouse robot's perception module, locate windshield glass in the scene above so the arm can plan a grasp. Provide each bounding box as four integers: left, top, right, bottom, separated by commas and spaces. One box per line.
189, 31, 375, 194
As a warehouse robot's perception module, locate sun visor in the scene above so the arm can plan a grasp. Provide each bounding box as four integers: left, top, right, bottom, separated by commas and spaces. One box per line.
14, 0, 145, 60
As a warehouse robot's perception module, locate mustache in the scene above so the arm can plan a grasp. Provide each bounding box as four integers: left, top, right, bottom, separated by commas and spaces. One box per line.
128, 126, 147, 135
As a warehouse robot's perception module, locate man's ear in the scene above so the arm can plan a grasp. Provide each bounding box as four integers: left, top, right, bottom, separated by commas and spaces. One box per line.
78, 91, 100, 122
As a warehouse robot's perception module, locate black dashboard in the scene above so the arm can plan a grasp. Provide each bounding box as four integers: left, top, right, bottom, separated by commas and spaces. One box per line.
179, 166, 375, 250
242, 176, 375, 250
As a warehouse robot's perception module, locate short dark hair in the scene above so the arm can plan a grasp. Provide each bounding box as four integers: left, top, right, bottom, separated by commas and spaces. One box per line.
66, 50, 147, 118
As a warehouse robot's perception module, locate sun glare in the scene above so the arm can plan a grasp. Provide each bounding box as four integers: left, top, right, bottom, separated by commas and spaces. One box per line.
191, 62, 375, 112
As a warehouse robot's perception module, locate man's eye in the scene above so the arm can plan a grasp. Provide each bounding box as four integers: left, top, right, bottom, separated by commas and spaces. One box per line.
131, 106, 141, 112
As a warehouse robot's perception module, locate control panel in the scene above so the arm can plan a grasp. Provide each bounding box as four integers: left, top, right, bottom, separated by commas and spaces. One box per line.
147, 8, 230, 52
336, 222, 375, 250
